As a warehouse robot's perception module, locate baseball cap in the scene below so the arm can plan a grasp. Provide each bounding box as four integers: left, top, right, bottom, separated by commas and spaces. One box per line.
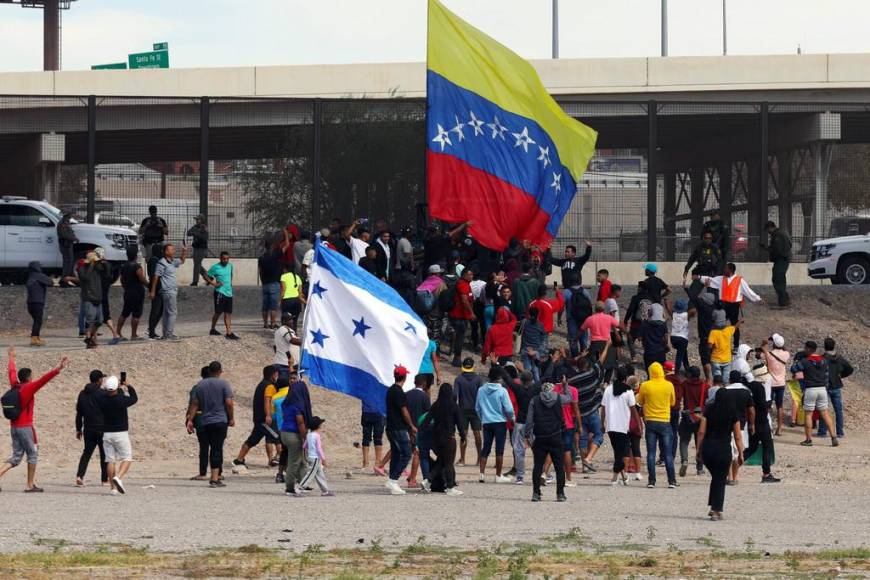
644, 263, 658, 274
89, 370, 106, 383
663, 360, 675, 372
771, 333, 785, 348
427, 264, 443, 274
393, 365, 409, 378
461, 357, 474, 372
104, 376, 119, 391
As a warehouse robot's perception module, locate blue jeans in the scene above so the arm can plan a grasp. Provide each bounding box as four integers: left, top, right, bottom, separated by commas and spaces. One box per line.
483, 304, 495, 335
521, 352, 540, 383
450, 317, 467, 360
261, 281, 280, 313
580, 411, 604, 450
566, 316, 580, 357
645, 420, 676, 485
711, 362, 731, 381
386, 429, 412, 481
78, 299, 86, 334
416, 429, 432, 481
818, 389, 844, 437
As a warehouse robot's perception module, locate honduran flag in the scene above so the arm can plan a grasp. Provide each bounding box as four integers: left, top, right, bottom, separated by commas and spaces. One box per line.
427, 0, 597, 251
300, 239, 429, 415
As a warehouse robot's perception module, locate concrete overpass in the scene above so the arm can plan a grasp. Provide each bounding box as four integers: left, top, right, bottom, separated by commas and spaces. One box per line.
2, 53, 870, 259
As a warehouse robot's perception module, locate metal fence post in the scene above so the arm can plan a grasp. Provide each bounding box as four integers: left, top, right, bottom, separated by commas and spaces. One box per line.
199, 96, 210, 219
647, 100, 658, 261
312, 98, 323, 232
86, 95, 96, 224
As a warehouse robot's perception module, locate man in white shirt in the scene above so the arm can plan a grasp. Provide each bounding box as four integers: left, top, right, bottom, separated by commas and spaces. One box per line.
273, 313, 302, 382
350, 229, 372, 266
701, 262, 762, 349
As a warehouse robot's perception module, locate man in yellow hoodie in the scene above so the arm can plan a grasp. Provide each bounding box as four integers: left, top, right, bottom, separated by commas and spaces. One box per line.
637, 362, 677, 489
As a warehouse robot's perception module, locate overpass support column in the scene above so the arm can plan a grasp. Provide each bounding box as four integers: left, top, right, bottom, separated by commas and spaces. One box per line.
690, 167, 705, 237
87, 95, 96, 224
747, 102, 770, 261
777, 151, 793, 235
199, 97, 210, 220
646, 100, 658, 261
663, 171, 676, 261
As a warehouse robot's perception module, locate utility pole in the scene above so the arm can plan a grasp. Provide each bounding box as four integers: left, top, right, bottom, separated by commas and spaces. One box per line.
661, 0, 668, 57
722, 0, 727, 55
552, 0, 559, 59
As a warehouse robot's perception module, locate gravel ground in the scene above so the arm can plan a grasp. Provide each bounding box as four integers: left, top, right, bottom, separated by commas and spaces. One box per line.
0, 287, 868, 554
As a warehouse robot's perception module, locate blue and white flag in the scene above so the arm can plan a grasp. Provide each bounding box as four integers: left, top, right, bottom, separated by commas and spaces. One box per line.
301, 241, 429, 415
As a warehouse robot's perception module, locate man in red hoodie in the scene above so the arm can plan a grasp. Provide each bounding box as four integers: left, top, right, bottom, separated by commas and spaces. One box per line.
0, 347, 69, 492
481, 307, 517, 365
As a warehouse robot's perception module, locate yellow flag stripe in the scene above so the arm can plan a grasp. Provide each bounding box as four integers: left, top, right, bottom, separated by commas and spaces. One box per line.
427, 0, 597, 181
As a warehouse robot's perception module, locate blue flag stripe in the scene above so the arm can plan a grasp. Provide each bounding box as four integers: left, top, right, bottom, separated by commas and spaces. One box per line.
314, 242, 423, 324
302, 352, 388, 416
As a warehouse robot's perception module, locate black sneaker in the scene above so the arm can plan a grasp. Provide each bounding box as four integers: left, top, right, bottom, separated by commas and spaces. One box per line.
832, 437, 840, 447
531, 493, 541, 502
209, 480, 226, 488
226, 333, 240, 340
275, 473, 285, 484
209, 329, 221, 336
233, 459, 246, 467
761, 475, 781, 483
556, 493, 567, 502
800, 439, 813, 447
668, 481, 679, 489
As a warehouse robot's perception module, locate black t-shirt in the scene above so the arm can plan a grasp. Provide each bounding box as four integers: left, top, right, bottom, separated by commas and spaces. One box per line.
405, 388, 431, 427
140, 216, 167, 244
252, 379, 273, 424
385, 384, 409, 431
747, 381, 770, 433
718, 385, 753, 427
258, 250, 283, 284
120, 261, 144, 296
644, 276, 668, 303
703, 399, 739, 440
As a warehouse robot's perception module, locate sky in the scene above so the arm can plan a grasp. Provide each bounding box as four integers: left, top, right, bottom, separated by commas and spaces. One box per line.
1, 0, 869, 72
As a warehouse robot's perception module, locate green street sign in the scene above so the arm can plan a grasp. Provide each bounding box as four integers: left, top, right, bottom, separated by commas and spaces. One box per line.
128, 50, 169, 69
153, 42, 168, 51
91, 62, 127, 70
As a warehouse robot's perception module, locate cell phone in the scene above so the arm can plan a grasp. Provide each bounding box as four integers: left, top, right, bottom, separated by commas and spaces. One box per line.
120, 371, 127, 384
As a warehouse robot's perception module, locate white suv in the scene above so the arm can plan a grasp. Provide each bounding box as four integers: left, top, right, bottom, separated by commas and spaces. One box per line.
808, 234, 870, 285
0, 196, 138, 284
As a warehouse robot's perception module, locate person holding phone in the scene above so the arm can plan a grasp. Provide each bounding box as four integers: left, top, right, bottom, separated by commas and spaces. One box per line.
96, 374, 138, 495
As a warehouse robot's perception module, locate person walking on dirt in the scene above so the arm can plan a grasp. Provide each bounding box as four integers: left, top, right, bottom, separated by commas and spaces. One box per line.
762, 221, 792, 308
232, 366, 280, 471
698, 385, 744, 521
791, 342, 839, 447
524, 382, 572, 502
64, 252, 110, 349
204, 251, 240, 340
187, 214, 209, 287
761, 334, 790, 436
454, 358, 483, 466
384, 366, 416, 496
25, 261, 52, 347
186, 361, 235, 488
150, 243, 188, 341
116, 247, 149, 342
817, 338, 852, 440
75, 370, 108, 487
0, 347, 69, 492
475, 366, 516, 484
97, 375, 138, 495
57, 211, 78, 283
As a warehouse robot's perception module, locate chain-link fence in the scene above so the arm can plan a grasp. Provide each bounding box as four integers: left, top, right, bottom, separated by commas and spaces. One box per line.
2, 94, 869, 261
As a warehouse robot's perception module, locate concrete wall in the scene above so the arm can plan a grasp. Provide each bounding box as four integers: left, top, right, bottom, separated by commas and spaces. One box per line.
183, 259, 823, 288
5, 53, 870, 100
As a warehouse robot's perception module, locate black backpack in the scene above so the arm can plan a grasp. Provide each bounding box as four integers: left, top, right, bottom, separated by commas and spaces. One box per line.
1, 388, 22, 421
437, 275, 458, 312
569, 289, 593, 324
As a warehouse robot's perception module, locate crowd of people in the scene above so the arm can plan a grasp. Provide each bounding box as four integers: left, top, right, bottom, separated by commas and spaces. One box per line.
4, 208, 853, 522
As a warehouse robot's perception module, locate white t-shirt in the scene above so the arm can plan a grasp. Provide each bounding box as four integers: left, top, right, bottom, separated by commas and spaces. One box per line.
350, 237, 369, 265
671, 311, 689, 340
302, 249, 314, 269
274, 325, 299, 367
602, 384, 636, 434
470, 279, 486, 300
604, 297, 619, 320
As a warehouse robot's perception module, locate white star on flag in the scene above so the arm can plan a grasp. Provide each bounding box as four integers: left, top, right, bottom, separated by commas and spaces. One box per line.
537, 146, 551, 168
487, 116, 508, 140
467, 111, 485, 136
432, 123, 452, 151
512, 127, 536, 153
451, 115, 466, 142
550, 171, 562, 192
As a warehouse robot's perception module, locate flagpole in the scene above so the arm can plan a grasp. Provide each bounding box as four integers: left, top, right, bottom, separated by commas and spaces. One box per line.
424, 0, 431, 230
552, 0, 559, 59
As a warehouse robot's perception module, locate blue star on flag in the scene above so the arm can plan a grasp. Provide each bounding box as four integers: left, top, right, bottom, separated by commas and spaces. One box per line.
311, 281, 327, 299
310, 328, 329, 347
352, 317, 372, 338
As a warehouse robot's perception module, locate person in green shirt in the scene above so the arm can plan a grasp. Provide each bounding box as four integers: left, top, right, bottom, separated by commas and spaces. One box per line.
205, 251, 239, 340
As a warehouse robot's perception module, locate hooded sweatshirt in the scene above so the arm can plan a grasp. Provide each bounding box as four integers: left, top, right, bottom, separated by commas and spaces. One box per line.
26, 261, 53, 304
474, 382, 515, 425
453, 372, 483, 412
636, 362, 675, 423
681, 377, 708, 416
523, 388, 572, 440
75, 382, 105, 433
482, 307, 517, 360
731, 344, 754, 382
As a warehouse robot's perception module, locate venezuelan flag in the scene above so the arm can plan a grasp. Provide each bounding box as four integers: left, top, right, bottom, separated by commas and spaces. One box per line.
427, 0, 597, 251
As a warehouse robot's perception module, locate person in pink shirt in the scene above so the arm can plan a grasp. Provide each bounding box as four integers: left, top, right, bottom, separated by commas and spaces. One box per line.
527, 284, 565, 335
581, 303, 624, 378
300, 416, 333, 496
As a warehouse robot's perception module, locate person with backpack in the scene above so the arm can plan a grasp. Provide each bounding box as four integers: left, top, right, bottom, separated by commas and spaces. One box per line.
0, 347, 69, 492
566, 280, 593, 356
75, 370, 108, 487
818, 338, 853, 439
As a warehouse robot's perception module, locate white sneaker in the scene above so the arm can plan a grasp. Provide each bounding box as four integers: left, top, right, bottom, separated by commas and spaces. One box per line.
611, 479, 619, 487
515, 478, 525, 485
387, 480, 406, 495
634, 473, 643, 481
445, 487, 463, 496
109, 489, 119, 495
478, 473, 486, 483
420, 479, 431, 493
495, 475, 513, 484
564, 481, 577, 488
384, 479, 394, 490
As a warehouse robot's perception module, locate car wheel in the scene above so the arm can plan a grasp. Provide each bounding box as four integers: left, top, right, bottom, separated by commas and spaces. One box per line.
837, 256, 870, 285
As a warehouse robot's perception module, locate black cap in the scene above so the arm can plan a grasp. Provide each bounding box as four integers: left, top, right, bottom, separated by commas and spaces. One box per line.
89, 370, 105, 383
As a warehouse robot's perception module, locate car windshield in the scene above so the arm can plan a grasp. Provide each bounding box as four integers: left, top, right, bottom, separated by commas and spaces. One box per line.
41, 203, 63, 220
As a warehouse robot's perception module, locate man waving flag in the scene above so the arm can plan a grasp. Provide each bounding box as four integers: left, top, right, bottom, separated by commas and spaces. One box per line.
427, 0, 597, 251
301, 240, 428, 415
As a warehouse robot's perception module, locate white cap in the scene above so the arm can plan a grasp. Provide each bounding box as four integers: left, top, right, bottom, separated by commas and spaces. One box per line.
772, 333, 784, 348
104, 376, 119, 391
428, 264, 443, 274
